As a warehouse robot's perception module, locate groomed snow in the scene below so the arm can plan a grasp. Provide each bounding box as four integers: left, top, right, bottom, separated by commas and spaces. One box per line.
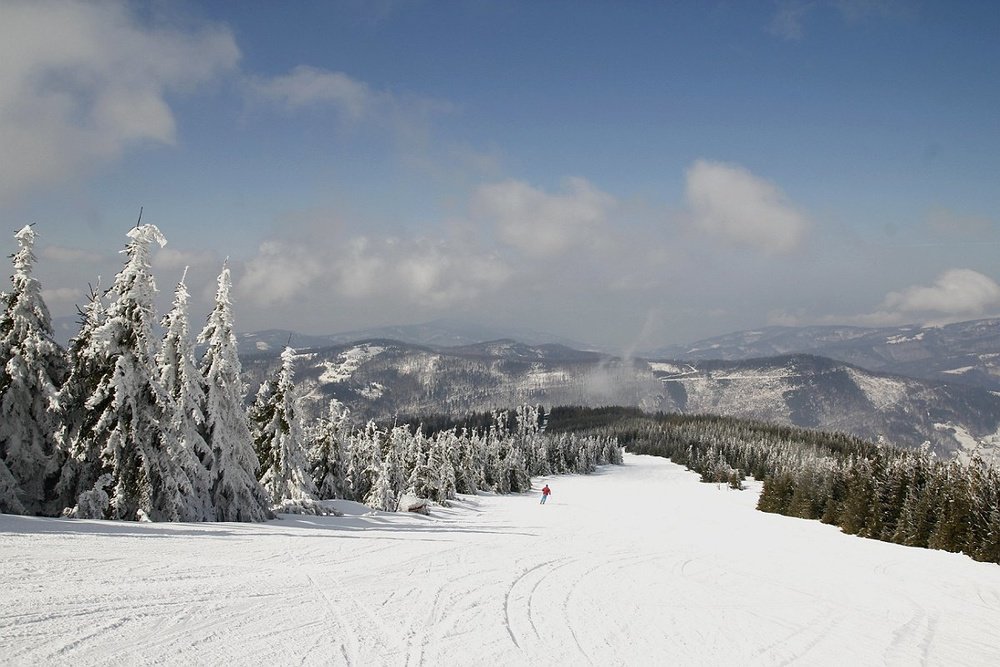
3, 454, 1000, 665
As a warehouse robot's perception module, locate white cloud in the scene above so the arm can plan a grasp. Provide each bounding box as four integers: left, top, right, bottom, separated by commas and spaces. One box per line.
247, 66, 373, 120
883, 269, 1000, 316
39, 286, 83, 307
236, 235, 511, 310
471, 177, 615, 257
0, 1, 240, 206
850, 269, 1000, 326
237, 241, 327, 307
152, 247, 218, 272
685, 159, 809, 254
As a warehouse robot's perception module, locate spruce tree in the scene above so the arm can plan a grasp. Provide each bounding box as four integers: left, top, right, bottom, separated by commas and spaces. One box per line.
365, 440, 401, 511
54, 285, 110, 512
198, 262, 272, 522
309, 400, 350, 499
252, 346, 317, 506
0, 225, 66, 514
157, 270, 214, 521
87, 224, 183, 521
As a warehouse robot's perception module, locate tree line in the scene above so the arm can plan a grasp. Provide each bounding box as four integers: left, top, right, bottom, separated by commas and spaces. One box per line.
547, 407, 1000, 565
0, 225, 621, 522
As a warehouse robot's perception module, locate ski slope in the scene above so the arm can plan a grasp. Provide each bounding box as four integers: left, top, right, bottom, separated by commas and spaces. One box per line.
4, 454, 1000, 665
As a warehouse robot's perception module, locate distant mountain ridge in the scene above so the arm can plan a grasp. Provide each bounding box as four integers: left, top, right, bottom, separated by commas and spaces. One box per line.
237, 318, 596, 356
647, 318, 1000, 391
240, 338, 1000, 459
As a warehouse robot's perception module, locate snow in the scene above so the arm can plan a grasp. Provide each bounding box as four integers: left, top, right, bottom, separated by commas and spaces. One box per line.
656, 366, 795, 420
886, 332, 925, 344
846, 368, 909, 410
936, 422, 1000, 462
359, 382, 384, 399
942, 366, 975, 375
4, 454, 1000, 665
648, 361, 689, 374
318, 345, 385, 384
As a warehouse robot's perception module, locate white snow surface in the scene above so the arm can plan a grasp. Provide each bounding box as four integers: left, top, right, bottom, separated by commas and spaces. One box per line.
4, 454, 1000, 665
318, 345, 385, 384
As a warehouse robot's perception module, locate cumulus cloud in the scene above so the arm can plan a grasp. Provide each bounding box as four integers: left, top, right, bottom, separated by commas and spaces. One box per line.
471, 177, 615, 257
685, 159, 809, 254
883, 269, 1000, 316
152, 247, 219, 272
236, 235, 511, 310
40, 286, 84, 308
237, 241, 327, 307
853, 269, 1000, 326
0, 1, 240, 206
247, 66, 374, 120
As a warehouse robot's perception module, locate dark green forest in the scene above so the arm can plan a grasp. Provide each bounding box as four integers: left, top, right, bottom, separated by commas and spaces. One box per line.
546, 406, 1000, 565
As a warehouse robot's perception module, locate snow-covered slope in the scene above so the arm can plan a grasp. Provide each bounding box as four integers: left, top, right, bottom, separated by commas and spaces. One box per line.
3, 454, 1000, 664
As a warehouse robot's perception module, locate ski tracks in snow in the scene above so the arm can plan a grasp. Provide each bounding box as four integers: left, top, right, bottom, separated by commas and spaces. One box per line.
6, 455, 1000, 665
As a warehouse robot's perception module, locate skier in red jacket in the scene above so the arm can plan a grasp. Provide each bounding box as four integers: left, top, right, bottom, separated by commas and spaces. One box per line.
540, 484, 551, 504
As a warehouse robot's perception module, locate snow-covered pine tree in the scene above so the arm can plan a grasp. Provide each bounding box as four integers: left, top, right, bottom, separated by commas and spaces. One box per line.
347, 421, 381, 501
0, 225, 67, 514
365, 439, 401, 512
249, 376, 276, 476
54, 285, 110, 512
309, 400, 351, 499
86, 224, 188, 521
433, 431, 457, 502
198, 261, 272, 522
385, 425, 410, 498
252, 346, 317, 507
405, 446, 439, 500
157, 269, 214, 521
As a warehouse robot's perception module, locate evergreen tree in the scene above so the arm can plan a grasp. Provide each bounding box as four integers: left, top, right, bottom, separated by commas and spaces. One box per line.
198, 262, 272, 522
365, 437, 402, 511
0, 225, 66, 514
252, 346, 317, 505
54, 285, 110, 512
309, 400, 350, 499
347, 421, 380, 501
157, 270, 214, 521
79, 224, 182, 521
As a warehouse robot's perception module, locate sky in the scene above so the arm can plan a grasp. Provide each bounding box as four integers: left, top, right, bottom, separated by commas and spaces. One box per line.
1, 0, 999, 352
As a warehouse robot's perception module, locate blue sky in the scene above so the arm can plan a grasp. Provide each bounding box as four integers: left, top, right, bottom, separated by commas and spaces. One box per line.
2, 0, 999, 350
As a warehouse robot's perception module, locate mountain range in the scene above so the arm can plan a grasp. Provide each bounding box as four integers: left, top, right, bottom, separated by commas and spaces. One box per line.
241, 337, 1000, 459
647, 319, 1000, 392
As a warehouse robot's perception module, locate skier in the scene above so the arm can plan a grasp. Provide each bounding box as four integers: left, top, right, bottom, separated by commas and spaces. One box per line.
540, 484, 551, 504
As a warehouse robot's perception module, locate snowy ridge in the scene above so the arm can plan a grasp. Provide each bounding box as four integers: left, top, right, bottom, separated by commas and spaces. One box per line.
241, 342, 1000, 458
318, 345, 386, 384
649, 318, 1000, 393
4, 455, 1000, 664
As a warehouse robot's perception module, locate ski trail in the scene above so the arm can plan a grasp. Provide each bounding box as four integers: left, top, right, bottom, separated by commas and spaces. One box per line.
5, 455, 1000, 664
